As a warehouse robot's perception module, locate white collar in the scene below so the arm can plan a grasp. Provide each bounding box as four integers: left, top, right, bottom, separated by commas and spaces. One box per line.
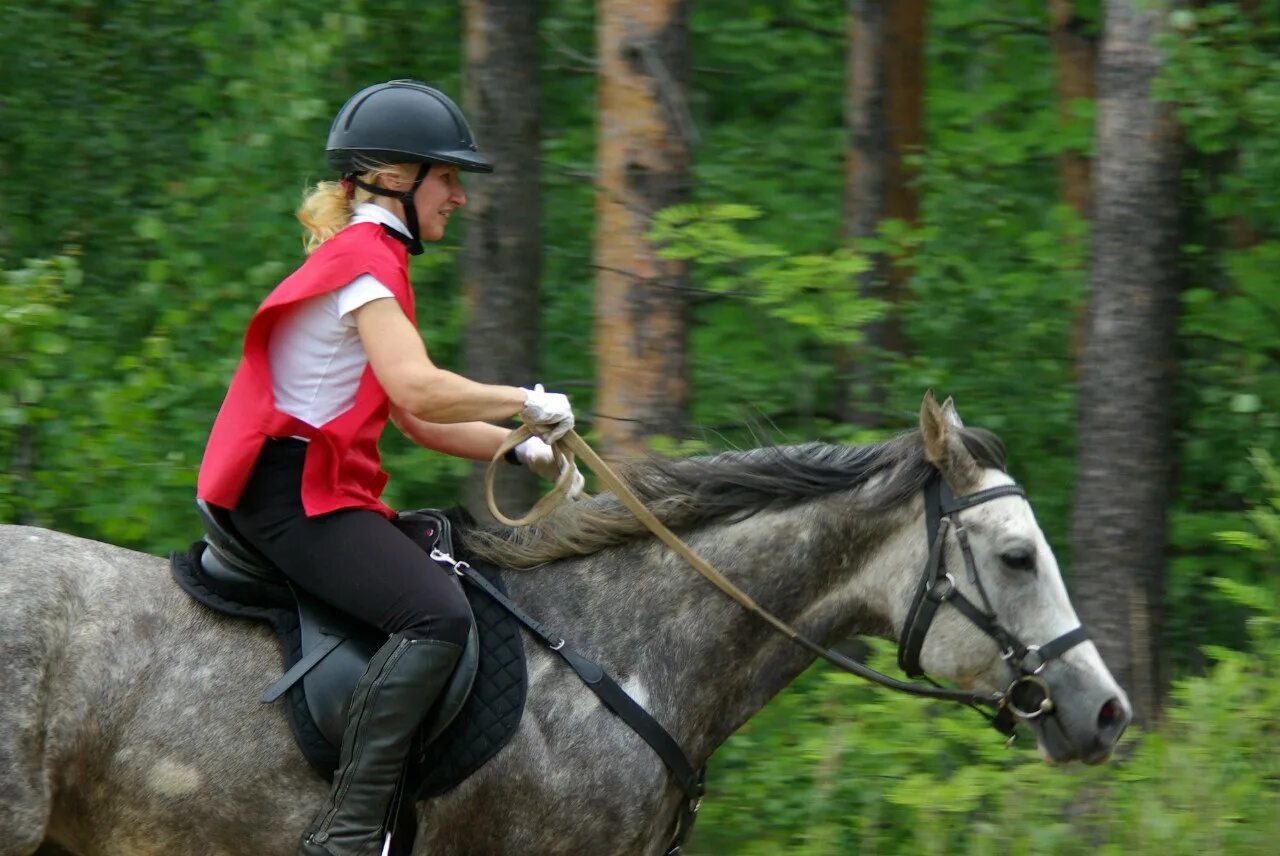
350, 201, 410, 238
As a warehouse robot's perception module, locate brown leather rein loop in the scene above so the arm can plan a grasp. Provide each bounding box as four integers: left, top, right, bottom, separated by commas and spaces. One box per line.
485, 425, 580, 527
486, 427, 1005, 709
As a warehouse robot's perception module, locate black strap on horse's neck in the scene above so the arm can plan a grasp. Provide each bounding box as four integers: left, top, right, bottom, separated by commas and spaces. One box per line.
447, 558, 706, 853
450, 558, 706, 804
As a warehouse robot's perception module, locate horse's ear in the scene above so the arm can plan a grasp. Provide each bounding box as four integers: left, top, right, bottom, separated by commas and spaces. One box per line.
940, 396, 964, 428
920, 390, 981, 493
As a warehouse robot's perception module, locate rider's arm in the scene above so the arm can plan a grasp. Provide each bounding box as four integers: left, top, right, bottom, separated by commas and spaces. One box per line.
354, 297, 526, 424
389, 406, 510, 461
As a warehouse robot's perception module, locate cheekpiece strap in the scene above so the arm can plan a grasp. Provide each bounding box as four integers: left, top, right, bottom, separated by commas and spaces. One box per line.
898, 518, 951, 677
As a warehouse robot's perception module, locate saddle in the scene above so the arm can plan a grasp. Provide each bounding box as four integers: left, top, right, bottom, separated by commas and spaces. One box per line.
169, 502, 528, 800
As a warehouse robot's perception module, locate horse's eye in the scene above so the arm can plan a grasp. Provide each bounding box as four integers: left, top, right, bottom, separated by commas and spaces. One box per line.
1001, 549, 1036, 572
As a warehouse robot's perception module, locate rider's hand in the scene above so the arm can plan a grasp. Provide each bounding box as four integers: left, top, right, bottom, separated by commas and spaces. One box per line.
519, 384, 575, 443
515, 435, 586, 500
514, 435, 560, 481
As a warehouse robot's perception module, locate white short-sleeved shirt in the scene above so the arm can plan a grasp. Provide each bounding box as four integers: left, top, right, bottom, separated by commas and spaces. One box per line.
268, 204, 407, 429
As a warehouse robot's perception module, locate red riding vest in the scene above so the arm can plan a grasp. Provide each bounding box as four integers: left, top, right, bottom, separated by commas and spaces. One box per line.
197, 223, 412, 518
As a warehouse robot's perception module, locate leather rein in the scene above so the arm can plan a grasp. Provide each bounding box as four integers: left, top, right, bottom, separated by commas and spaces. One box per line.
486, 428, 1091, 735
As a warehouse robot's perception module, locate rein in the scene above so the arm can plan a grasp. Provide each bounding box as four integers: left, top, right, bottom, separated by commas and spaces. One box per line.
484, 428, 1087, 716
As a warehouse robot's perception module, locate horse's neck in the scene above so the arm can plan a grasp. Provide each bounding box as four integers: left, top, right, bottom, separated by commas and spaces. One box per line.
500, 493, 925, 762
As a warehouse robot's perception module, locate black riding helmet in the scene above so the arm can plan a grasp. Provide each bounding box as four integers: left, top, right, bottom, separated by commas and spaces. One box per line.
326, 80, 493, 254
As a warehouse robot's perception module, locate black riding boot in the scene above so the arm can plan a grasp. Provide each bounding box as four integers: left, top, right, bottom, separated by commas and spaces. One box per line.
300, 634, 462, 856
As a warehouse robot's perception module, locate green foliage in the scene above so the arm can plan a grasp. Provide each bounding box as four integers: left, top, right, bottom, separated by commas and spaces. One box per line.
1158, 3, 1280, 227
1150, 3, 1280, 670
652, 203, 884, 345
1215, 450, 1280, 562
0, 254, 76, 520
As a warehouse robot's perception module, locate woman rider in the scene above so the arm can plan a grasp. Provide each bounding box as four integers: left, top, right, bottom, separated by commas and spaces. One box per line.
196, 80, 578, 855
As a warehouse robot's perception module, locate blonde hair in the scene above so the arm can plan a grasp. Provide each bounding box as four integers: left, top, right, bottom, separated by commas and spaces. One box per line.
296, 163, 418, 253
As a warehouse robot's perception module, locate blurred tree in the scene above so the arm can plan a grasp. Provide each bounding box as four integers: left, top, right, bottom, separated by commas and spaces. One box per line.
594, 0, 693, 456
461, 0, 543, 520
1049, 0, 1097, 217
1050, 0, 1099, 367
1070, 0, 1184, 725
838, 0, 924, 428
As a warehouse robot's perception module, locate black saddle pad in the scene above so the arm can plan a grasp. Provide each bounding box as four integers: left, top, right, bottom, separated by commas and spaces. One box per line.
169, 537, 527, 799
412, 551, 528, 798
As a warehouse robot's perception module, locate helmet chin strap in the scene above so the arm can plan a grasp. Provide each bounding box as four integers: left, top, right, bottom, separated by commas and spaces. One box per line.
344, 162, 432, 255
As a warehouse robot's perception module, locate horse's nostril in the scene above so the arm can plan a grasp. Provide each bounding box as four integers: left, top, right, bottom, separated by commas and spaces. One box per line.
1097, 696, 1128, 737
1098, 698, 1118, 727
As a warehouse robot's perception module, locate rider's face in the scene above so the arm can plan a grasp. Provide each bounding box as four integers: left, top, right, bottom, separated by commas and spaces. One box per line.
410, 164, 466, 242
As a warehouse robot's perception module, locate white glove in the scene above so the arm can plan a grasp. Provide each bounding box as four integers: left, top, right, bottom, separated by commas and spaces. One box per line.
515, 435, 585, 500
520, 383, 575, 443
514, 435, 560, 481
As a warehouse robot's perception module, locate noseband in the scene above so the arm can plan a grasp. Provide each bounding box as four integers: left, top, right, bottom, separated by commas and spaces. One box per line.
895, 475, 1090, 731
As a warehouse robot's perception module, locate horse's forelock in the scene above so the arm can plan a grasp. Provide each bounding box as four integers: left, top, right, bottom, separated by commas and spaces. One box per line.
958, 427, 1007, 473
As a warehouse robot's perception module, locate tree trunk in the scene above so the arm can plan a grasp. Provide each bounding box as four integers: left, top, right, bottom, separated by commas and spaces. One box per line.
462, 0, 542, 521
1049, 0, 1098, 367
1070, 0, 1183, 727
838, 0, 924, 428
594, 0, 692, 457
1049, 0, 1097, 217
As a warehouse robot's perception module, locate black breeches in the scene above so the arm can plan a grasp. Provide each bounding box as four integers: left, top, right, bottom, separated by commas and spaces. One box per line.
229, 438, 471, 648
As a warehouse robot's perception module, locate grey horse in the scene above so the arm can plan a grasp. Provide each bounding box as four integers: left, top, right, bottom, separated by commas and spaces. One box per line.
0, 395, 1130, 855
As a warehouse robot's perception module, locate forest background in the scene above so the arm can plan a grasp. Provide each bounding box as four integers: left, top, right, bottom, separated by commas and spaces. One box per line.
2, 0, 1278, 853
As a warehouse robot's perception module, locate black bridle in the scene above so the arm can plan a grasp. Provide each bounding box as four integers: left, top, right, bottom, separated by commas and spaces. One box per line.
893, 474, 1090, 733
762, 472, 1089, 738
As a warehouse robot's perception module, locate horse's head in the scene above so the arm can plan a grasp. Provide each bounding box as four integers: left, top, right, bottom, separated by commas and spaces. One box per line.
902, 391, 1131, 764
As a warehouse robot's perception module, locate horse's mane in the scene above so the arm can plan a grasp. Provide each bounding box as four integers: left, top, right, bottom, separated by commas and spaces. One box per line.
462, 426, 1006, 570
